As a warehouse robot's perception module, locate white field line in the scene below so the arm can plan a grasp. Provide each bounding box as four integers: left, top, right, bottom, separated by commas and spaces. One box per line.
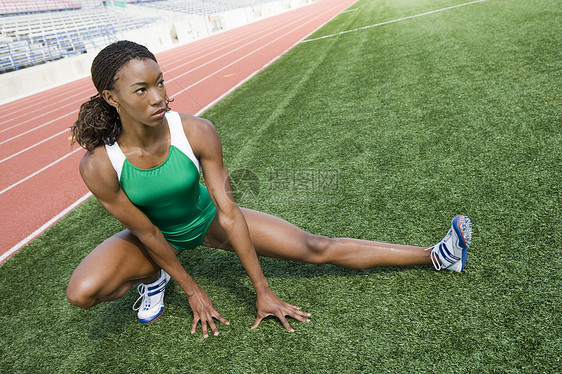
0, 192, 92, 264
197, 0, 359, 115
301, 0, 487, 43
0, 146, 83, 196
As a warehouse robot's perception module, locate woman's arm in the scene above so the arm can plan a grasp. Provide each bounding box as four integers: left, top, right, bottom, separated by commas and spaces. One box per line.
79, 146, 229, 337
185, 115, 311, 332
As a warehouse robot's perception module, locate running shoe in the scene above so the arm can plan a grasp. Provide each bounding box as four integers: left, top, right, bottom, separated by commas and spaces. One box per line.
132, 270, 171, 324
429, 215, 472, 272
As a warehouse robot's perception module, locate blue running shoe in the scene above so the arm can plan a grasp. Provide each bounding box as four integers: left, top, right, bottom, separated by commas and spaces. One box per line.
429, 215, 472, 272
132, 270, 171, 324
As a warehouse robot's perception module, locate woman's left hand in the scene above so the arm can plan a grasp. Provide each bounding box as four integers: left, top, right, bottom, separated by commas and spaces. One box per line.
251, 289, 311, 332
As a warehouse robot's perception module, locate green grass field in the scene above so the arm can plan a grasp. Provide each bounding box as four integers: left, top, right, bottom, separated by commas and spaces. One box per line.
1, 0, 560, 372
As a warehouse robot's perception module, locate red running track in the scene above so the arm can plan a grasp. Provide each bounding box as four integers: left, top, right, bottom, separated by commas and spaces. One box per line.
0, 0, 356, 263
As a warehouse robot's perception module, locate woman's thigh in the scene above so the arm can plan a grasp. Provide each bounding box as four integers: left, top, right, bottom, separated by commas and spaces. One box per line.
67, 229, 161, 304
203, 208, 320, 262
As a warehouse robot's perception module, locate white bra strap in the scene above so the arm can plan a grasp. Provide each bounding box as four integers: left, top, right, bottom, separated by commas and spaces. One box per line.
105, 142, 126, 181
166, 111, 201, 173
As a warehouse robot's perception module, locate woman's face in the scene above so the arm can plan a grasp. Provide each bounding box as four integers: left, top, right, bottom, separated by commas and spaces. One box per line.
104, 58, 168, 127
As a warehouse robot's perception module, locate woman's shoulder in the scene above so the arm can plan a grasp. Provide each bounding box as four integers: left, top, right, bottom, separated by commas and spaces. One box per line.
79, 144, 116, 181
175, 112, 221, 157
176, 112, 218, 141
177, 112, 215, 131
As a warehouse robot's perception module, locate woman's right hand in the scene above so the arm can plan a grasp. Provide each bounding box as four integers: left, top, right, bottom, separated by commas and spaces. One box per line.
188, 286, 230, 338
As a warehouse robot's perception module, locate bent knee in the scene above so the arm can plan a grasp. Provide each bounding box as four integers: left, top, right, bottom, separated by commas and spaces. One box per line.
66, 278, 99, 309
304, 234, 333, 264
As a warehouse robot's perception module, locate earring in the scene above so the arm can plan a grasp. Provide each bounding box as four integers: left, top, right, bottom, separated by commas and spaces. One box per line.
116, 106, 120, 114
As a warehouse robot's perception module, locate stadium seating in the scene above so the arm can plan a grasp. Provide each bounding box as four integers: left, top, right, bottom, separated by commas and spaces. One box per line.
0, 8, 155, 41
0, 5, 160, 73
139, 0, 269, 16
0, 0, 276, 73
0, 1, 81, 16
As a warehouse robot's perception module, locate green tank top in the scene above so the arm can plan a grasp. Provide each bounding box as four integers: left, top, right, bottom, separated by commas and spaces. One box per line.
105, 111, 216, 251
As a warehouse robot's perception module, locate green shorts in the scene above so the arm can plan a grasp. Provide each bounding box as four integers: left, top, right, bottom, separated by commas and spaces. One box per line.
161, 198, 217, 252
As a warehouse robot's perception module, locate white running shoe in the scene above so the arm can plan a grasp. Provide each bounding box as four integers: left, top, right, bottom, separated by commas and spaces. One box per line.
132, 270, 171, 324
429, 215, 472, 272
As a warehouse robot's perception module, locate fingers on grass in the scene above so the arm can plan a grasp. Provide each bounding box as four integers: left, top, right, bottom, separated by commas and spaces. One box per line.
208, 318, 219, 337
191, 316, 200, 334
216, 313, 230, 326
285, 304, 311, 321
251, 312, 271, 330
277, 314, 295, 332
285, 307, 311, 325
192, 314, 229, 337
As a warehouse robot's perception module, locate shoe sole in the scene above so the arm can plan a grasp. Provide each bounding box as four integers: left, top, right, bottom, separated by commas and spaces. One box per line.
139, 306, 165, 324
451, 215, 472, 272
452, 215, 472, 248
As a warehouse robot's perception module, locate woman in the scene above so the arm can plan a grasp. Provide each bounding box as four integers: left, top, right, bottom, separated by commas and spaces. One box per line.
67, 41, 472, 338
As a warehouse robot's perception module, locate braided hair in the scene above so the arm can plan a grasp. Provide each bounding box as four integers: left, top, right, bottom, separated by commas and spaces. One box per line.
71, 40, 170, 151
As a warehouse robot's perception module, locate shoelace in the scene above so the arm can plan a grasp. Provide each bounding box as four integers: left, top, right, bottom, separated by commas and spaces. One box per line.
425, 243, 442, 271
425, 227, 457, 271
429, 246, 442, 271
132, 283, 149, 311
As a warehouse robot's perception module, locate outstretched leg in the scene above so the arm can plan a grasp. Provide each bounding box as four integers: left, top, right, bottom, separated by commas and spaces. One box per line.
203, 208, 432, 269
66, 229, 161, 309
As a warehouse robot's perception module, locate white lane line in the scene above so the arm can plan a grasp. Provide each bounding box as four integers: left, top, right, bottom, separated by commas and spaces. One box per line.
0, 192, 92, 264
0, 88, 89, 131
0, 147, 83, 196
198, 1, 359, 115
165, 1, 328, 88
301, 0, 487, 43
0, 128, 69, 164
0, 82, 86, 126
0, 110, 76, 145
164, 10, 303, 75
171, 0, 342, 98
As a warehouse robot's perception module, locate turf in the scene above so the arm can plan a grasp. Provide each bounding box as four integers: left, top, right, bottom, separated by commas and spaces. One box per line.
1, 0, 560, 372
